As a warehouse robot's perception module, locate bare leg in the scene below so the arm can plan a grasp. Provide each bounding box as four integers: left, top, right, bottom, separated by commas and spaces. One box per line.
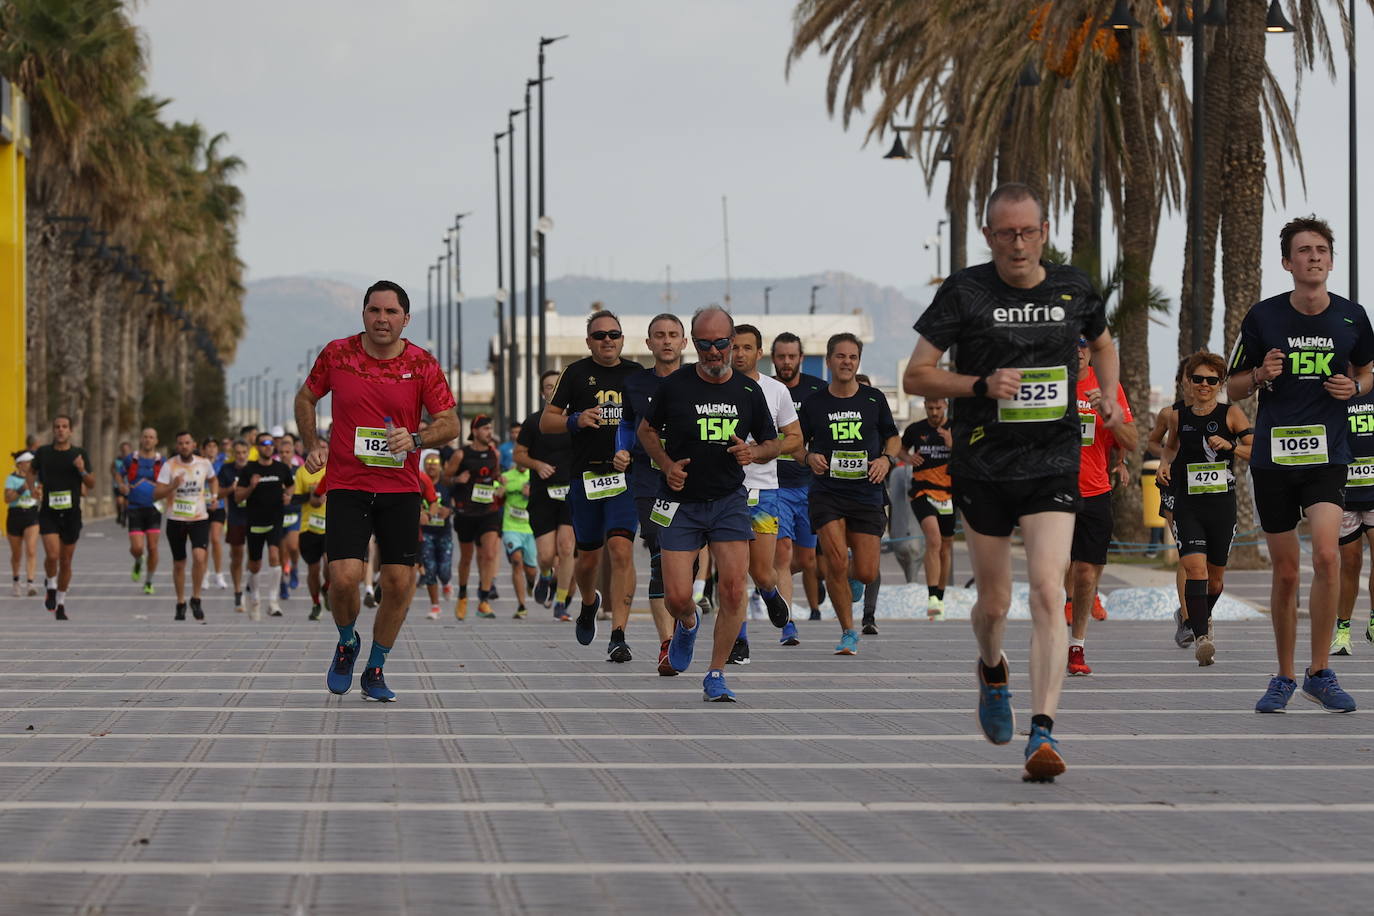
816, 520, 853, 631
774, 538, 794, 605
1265, 530, 1302, 680
706, 540, 750, 670
608, 536, 635, 631
1305, 503, 1343, 674
190, 548, 207, 600
1020, 512, 1074, 719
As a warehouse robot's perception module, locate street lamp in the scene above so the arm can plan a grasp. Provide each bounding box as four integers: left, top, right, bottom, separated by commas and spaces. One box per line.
809, 284, 824, 314
427, 264, 436, 353
450, 212, 470, 424
508, 106, 523, 420
1264, 0, 1294, 32
494, 129, 509, 432
764, 285, 773, 315
524, 80, 539, 419
536, 35, 566, 385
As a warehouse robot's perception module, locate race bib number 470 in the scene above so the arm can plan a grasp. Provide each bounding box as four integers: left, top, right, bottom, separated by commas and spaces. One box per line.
998, 366, 1069, 423
1271, 426, 1328, 466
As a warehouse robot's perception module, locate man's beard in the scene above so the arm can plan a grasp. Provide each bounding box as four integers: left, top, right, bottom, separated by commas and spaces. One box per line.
701, 361, 729, 379
775, 364, 797, 382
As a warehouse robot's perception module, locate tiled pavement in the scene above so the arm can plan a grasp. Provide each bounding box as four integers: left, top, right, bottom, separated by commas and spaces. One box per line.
2, 520, 1372, 915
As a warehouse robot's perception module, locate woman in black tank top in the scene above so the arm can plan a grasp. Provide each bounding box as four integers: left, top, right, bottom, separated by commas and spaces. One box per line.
1158, 353, 1254, 667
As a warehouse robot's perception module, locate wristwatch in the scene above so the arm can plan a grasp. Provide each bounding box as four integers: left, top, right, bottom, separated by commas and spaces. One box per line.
971, 375, 989, 398
411, 432, 423, 451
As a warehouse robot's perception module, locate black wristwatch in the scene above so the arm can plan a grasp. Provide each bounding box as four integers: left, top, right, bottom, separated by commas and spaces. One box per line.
971, 375, 988, 398
411, 432, 423, 451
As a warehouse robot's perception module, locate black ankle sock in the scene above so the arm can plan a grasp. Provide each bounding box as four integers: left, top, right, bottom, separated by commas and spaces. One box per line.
1031, 714, 1054, 731
611, 627, 624, 642
459, 585, 468, 599
1185, 579, 1210, 639
934, 586, 945, 600
928, 585, 938, 598
981, 659, 1007, 683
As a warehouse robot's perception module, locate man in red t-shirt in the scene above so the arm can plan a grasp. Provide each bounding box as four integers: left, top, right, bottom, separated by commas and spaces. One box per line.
296, 280, 458, 702
1066, 336, 1137, 676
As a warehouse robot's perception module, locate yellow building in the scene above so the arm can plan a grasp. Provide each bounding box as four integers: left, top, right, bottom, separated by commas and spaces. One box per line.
0, 78, 30, 454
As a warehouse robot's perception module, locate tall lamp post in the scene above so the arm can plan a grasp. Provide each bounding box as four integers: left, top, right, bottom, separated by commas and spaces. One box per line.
764, 285, 773, 315
494, 130, 509, 432
536, 36, 566, 387
427, 264, 436, 353
809, 284, 824, 314
1351, 0, 1360, 304
450, 212, 470, 425
524, 81, 536, 419
508, 106, 522, 419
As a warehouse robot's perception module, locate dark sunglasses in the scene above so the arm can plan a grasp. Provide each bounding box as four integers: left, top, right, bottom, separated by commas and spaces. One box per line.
589, 329, 623, 341
693, 337, 732, 352
1190, 374, 1221, 386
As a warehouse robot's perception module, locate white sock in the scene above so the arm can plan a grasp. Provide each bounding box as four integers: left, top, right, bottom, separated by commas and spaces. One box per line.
45, 576, 56, 590
248, 571, 259, 595
1069, 636, 1085, 649
267, 566, 282, 600
55, 590, 66, 606
692, 579, 706, 600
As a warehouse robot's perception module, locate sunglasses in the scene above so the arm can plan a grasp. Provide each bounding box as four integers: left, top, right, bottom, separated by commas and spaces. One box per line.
1190, 374, 1221, 386
693, 337, 732, 352
589, 329, 623, 341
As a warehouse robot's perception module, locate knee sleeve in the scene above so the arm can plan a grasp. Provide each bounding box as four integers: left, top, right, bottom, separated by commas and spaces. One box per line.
649, 550, 664, 600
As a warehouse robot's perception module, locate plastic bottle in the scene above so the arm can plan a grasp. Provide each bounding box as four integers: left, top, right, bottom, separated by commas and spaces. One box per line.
384, 416, 405, 461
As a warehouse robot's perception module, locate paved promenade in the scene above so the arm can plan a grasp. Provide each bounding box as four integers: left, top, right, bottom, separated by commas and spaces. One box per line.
2, 519, 1372, 914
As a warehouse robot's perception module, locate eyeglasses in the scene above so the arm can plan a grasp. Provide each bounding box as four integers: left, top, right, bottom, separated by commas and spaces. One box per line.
693, 337, 732, 352
988, 226, 1043, 244
1190, 374, 1221, 386
589, 329, 623, 341
1076, 338, 1089, 349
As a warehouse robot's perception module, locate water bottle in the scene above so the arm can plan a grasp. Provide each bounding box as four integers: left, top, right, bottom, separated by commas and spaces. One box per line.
384, 416, 405, 461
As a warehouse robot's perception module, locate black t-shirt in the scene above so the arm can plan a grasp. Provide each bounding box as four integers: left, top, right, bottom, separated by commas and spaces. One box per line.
645, 366, 776, 503
623, 366, 674, 500
913, 261, 1107, 481
549, 356, 644, 473
774, 373, 827, 488
516, 409, 570, 494
1170, 402, 1237, 500
450, 445, 501, 517
1228, 293, 1374, 469
1345, 392, 1374, 506
33, 445, 89, 512
237, 460, 291, 526
902, 419, 952, 496
798, 384, 899, 506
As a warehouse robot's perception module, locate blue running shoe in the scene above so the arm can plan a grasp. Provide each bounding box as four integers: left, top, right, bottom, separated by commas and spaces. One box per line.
360, 666, 396, 702
834, 629, 860, 655
289, 567, 299, 590
779, 620, 800, 646
1022, 724, 1066, 783
327, 637, 361, 695
702, 669, 736, 703
575, 592, 601, 646
279, 579, 290, 600
534, 575, 552, 608
668, 612, 700, 672
1302, 668, 1356, 713
849, 578, 863, 604
976, 654, 1014, 745
1254, 675, 1297, 713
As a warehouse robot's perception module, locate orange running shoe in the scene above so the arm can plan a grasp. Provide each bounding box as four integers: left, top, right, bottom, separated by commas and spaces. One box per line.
1066, 645, 1092, 676
1091, 595, 1108, 621
1063, 599, 1073, 626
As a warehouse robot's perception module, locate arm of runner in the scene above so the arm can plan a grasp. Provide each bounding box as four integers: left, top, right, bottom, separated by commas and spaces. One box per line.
774, 419, 802, 465
295, 384, 327, 472
1086, 331, 1121, 426
1226, 314, 1283, 402
868, 434, 902, 484
1157, 411, 1180, 487
1104, 388, 1139, 452
903, 336, 1021, 399
418, 408, 459, 450
152, 461, 182, 500
1146, 407, 1172, 458
1227, 405, 1254, 463
1328, 361, 1374, 401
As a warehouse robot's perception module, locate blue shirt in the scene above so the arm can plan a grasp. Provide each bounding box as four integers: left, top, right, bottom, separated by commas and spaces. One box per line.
126, 456, 162, 508
498, 440, 516, 471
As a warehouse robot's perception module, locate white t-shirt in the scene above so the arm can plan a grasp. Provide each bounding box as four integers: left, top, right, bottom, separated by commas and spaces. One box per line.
743, 372, 799, 491
156, 455, 215, 522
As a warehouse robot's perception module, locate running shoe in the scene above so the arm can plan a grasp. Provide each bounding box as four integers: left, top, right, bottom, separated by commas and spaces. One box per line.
11, 581, 21, 598
702, 669, 737, 703
1091, 595, 1107, 621
1194, 634, 1216, 666
143, 582, 155, 595
657, 638, 678, 677
360, 666, 396, 702
490, 586, 501, 600
268, 598, 283, 617
534, 575, 552, 608
727, 637, 750, 665
443, 584, 453, 599
174, 602, 187, 621
1254, 675, 1297, 713
279, 579, 290, 601
44, 587, 56, 611
747, 590, 766, 621
54, 604, 68, 621
696, 594, 714, 617
808, 608, 822, 621
1367, 618, 1374, 645
668, 612, 700, 672
817, 580, 827, 607
927, 595, 944, 621
762, 589, 790, 628
834, 629, 860, 655
607, 632, 632, 663
372, 585, 383, 605
861, 618, 879, 636
310, 604, 323, 621
1066, 645, 1092, 676
477, 600, 496, 619
131, 556, 141, 581
190, 597, 205, 623
849, 578, 863, 604
427, 605, 440, 621
327, 637, 361, 695
553, 600, 570, 622
1173, 608, 1195, 648
216, 572, 228, 590
778, 620, 800, 646
1063, 598, 1073, 626
976, 654, 1014, 745
1302, 668, 1357, 713
289, 566, 299, 590
234, 592, 244, 614
1022, 724, 1066, 783
576, 592, 601, 645
455, 597, 468, 620
1332, 621, 1354, 654
597, 607, 611, 621
363, 587, 376, 609
200, 573, 211, 591
513, 606, 527, 620
25, 582, 36, 596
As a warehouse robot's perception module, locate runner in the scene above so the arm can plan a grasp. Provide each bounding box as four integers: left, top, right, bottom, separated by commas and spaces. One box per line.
1157, 352, 1252, 666
769, 332, 828, 621
621, 314, 690, 673
220, 440, 251, 614
277, 433, 304, 600
517, 369, 577, 620
854, 372, 890, 634
297, 279, 459, 701
123, 427, 163, 595
111, 440, 132, 528
5, 451, 39, 596
201, 437, 230, 591
730, 322, 803, 661
30, 415, 96, 621
294, 439, 329, 621
1334, 389, 1374, 655
419, 451, 454, 620
153, 430, 217, 622
1064, 335, 1137, 675
1228, 216, 1374, 713
499, 422, 520, 471
540, 309, 644, 660
234, 433, 292, 619
902, 398, 956, 620
904, 182, 1118, 782
444, 414, 503, 620
638, 306, 779, 701
500, 461, 538, 619
798, 334, 900, 656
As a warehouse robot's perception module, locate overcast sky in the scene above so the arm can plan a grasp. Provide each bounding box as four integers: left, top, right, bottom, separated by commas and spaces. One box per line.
131, 1, 1372, 385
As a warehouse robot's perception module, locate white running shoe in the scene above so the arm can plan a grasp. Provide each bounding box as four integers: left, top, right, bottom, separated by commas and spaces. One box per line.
427, 606, 441, 620
216, 573, 228, 590
747, 590, 766, 621
201, 573, 211, 591
249, 595, 262, 621
10, 581, 20, 597
268, 598, 282, 617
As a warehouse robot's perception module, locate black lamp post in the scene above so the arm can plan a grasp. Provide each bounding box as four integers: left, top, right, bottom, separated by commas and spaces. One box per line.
537, 35, 565, 387
508, 107, 522, 420
450, 212, 470, 424
524, 82, 536, 419
494, 130, 509, 432
809, 284, 824, 314
764, 285, 773, 315
427, 264, 436, 354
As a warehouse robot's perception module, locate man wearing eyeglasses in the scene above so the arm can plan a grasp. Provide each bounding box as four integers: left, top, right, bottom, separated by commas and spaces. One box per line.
1228, 215, 1374, 714
540, 309, 645, 661
903, 182, 1118, 783
637, 306, 779, 702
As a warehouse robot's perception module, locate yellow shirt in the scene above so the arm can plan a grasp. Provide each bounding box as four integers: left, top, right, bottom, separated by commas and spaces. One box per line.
294, 465, 327, 534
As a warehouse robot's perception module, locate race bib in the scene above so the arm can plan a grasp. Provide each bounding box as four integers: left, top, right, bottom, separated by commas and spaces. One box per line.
747, 488, 760, 507
307, 514, 327, 533
171, 497, 200, 519
582, 471, 627, 500
282, 512, 300, 527
1348, 457, 1374, 488
928, 495, 954, 516
1079, 412, 1096, 446
472, 483, 496, 504
829, 450, 868, 480
547, 484, 569, 502
47, 490, 72, 510
997, 366, 1069, 423
649, 498, 679, 527
249, 524, 274, 535
1271, 426, 1328, 466
354, 427, 404, 468
1185, 462, 1228, 495
508, 506, 529, 522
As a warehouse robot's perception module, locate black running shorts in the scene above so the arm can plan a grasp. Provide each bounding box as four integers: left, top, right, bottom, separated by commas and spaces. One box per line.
910, 492, 956, 538
808, 488, 887, 539
165, 519, 210, 563
1171, 494, 1236, 566
529, 487, 572, 538
954, 473, 1080, 538
1250, 465, 1346, 534
325, 489, 421, 566
453, 510, 502, 544
1070, 493, 1113, 566
38, 507, 82, 545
